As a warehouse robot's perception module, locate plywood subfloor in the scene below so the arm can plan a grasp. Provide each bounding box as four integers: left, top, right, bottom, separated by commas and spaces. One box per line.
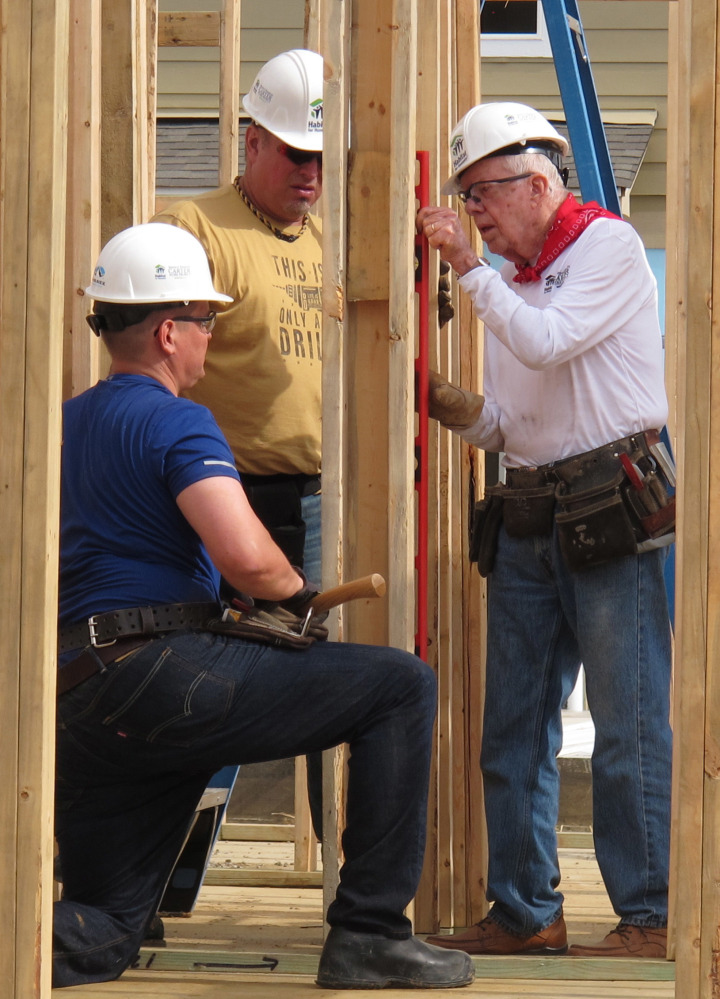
53, 843, 674, 999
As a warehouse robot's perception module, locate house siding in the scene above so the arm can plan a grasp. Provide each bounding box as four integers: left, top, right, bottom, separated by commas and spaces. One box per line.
157, 0, 305, 116
480, 0, 668, 248
155, 1, 667, 248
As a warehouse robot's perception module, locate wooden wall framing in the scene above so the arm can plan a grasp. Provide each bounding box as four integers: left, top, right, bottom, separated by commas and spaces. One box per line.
0, 2, 69, 996
5, 0, 720, 995
666, 0, 720, 995
307, 0, 485, 933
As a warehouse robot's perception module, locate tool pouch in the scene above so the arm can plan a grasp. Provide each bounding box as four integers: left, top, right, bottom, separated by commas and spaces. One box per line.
502, 483, 556, 538
469, 486, 505, 577
205, 606, 326, 650
554, 471, 638, 571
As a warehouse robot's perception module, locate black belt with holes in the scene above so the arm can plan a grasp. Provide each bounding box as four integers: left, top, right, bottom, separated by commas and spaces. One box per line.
57, 601, 220, 655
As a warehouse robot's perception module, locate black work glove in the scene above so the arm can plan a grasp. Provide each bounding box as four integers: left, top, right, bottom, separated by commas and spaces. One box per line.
278, 569, 322, 617
255, 568, 327, 622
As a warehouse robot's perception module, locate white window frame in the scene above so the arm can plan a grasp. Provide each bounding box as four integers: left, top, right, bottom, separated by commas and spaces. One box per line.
480, 1, 553, 58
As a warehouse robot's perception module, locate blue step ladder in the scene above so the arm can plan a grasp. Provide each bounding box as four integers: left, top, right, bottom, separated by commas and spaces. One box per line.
541, 0, 621, 215
540, 0, 675, 621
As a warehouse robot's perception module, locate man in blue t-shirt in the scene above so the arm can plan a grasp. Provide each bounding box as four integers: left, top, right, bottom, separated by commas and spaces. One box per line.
53, 223, 474, 993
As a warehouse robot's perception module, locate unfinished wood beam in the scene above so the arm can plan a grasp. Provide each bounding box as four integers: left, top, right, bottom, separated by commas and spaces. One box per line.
413, 0, 444, 935
0, 1, 68, 996
64, 0, 102, 397
387, 0, 418, 653
218, 0, 241, 186
308, 0, 352, 922
157, 10, 221, 47
100, 0, 154, 242
343, 1, 394, 647
668, 0, 717, 995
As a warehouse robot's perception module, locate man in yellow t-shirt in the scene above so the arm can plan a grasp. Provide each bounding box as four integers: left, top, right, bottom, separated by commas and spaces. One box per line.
154, 49, 324, 580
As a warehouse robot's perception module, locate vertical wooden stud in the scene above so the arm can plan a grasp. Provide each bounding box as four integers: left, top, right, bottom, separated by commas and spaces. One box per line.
668, 0, 716, 994
309, 0, 352, 919
218, 0, 241, 186
387, 0, 418, 652
0, 1, 68, 995
64, 0, 102, 398
101, 0, 153, 243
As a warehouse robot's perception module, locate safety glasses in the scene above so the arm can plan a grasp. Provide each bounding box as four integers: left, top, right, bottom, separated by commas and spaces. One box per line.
458, 172, 533, 205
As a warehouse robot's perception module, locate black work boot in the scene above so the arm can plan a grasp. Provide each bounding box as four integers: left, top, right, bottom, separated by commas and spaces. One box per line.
316, 926, 475, 989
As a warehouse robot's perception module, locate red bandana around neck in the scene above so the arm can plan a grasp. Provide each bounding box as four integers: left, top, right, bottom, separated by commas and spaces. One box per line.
513, 193, 622, 284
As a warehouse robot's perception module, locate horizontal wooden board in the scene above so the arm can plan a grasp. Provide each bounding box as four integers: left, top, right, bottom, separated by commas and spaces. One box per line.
131, 947, 673, 982
51, 845, 674, 998
158, 0, 304, 29
54, 972, 676, 999
158, 12, 220, 47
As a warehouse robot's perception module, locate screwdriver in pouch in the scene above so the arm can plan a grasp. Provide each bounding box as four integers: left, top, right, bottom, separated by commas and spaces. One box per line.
619, 453, 661, 515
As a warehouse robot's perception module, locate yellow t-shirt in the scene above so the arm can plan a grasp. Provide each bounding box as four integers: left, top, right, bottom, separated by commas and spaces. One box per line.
154, 186, 323, 476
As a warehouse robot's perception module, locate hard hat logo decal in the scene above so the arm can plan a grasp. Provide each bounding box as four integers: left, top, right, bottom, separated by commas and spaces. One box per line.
309, 98, 323, 131
168, 265, 191, 278
253, 80, 273, 104
504, 110, 539, 127
451, 134, 467, 171
155, 265, 166, 280
93, 265, 106, 285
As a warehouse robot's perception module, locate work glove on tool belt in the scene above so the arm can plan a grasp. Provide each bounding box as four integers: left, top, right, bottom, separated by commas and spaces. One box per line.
427, 370, 485, 432
210, 570, 328, 649
207, 605, 328, 649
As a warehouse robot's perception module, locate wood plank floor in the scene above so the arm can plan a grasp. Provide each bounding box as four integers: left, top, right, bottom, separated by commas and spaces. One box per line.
53, 841, 674, 999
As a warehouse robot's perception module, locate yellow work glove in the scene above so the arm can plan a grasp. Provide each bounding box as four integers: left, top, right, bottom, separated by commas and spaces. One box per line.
428, 370, 484, 432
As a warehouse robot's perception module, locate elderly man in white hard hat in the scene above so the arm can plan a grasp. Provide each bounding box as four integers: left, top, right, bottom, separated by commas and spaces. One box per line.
53, 222, 474, 991
417, 103, 674, 959
155, 48, 326, 836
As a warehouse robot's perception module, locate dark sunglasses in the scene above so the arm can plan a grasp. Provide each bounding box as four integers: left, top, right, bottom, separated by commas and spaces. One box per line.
279, 143, 323, 167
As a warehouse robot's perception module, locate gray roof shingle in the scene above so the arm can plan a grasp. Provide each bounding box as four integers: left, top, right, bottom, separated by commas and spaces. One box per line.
154, 118, 653, 197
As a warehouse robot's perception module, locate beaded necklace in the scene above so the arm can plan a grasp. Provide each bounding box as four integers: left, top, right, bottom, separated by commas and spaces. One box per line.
234, 177, 308, 243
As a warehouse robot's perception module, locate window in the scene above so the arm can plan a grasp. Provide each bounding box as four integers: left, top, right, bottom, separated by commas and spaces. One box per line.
480, 1, 553, 58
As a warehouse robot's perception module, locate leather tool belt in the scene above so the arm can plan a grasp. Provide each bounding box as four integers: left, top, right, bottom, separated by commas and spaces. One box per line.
58, 601, 220, 654
470, 430, 676, 574
57, 637, 152, 697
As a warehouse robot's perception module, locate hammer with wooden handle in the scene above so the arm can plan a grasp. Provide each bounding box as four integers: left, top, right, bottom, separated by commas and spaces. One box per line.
309, 573, 386, 615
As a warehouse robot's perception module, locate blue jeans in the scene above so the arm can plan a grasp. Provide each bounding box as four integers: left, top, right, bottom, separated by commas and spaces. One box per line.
53, 633, 436, 987
482, 525, 672, 935
301, 491, 322, 584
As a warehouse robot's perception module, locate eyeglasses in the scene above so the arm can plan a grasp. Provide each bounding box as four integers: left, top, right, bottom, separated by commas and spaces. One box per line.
458, 172, 533, 205
169, 312, 217, 334
278, 143, 323, 168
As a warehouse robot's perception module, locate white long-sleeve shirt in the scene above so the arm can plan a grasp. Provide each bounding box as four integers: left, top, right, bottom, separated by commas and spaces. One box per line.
457, 217, 668, 468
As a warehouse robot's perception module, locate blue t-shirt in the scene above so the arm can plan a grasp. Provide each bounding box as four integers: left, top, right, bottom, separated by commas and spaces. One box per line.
60, 373, 241, 627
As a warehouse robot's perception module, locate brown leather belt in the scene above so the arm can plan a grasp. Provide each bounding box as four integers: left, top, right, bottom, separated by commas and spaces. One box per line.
504, 430, 659, 492
58, 601, 220, 654
57, 637, 152, 697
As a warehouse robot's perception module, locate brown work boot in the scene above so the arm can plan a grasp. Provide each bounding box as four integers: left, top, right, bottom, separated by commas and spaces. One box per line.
567, 923, 667, 958
425, 913, 567, 956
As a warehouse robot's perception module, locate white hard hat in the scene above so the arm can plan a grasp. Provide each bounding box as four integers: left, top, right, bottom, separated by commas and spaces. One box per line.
242, 48, 323, 152
85, 223, 233, 305
442, 102, 569, 195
